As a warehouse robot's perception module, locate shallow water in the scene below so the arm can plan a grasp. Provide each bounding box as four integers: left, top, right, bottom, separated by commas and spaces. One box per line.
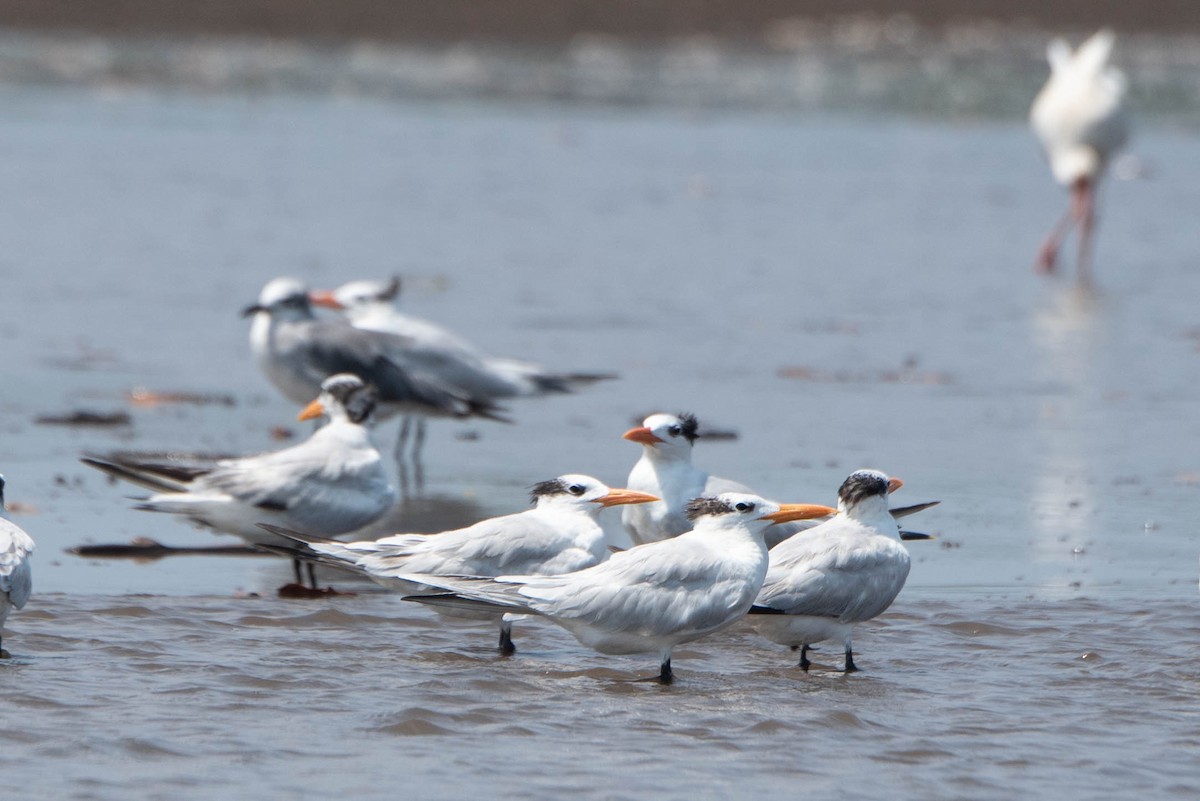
2, 42, 1200, 800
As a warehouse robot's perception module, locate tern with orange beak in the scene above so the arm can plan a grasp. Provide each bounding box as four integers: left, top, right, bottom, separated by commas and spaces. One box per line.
308, 277, 616, 457
751, 470, 930, 673
1030, 29, 1130, 282
82, 374, 395, 590
245, 277, 510, 469
258, 475, 656, 654
621, 413, 938, 548
401, 493, 836, 683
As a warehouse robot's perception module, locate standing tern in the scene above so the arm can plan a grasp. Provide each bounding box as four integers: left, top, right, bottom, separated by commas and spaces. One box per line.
751, 469, 930, 673
401, 493, 836, 683
258, 475, 657, 654
621, 413, 937, 547
309, 276, 617, 454
244, 277, 509, 468
0, 475, 35, 658
1030, 29, 1130, 282
82, 373, 395, 590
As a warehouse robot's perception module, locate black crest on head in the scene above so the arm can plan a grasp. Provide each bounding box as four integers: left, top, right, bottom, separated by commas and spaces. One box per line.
684, 496, 737, 520
675, 413, 700, 443
529, 478, 588, 504
379, 276, 402, 301
324, 375, 377, 424
838, 471, 890, 507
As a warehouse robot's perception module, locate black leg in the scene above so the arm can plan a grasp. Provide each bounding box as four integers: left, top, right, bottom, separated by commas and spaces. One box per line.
844, 647, 858, 673
306, 562, 318, 590
292, 558, 303, 585
0, 632, 7, 659
413, 420, 427, 493
499, 623, 516, 656
799, 644, 812, 671
658, 657, 673, 685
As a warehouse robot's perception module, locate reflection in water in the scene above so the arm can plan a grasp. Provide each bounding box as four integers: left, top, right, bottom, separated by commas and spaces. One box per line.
1028, 283, 1106, 568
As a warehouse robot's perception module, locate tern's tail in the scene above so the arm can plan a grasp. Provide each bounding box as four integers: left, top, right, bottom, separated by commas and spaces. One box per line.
81, 453, 212, 494
399, 573, 537, 614
254, 523, 371, 571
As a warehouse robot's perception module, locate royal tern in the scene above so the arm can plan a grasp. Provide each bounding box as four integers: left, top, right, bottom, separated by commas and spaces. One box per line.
309, 277, 616, 455
751, 469, 924, 673
82, 373, 395, 589
621, 413, 937, 547
258, 475, 657, 654
1030, 29, 1130, 282
244, 277, 508, 465
0, 476, 35, 658
402, 493, 836, 683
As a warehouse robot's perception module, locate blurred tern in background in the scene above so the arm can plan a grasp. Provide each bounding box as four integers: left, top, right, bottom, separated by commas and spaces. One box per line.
244, 277, 508, 473
1030, 29, 1130, 283
0, 475, 35, 658
309, 276, 616, 453
259, 475, 656, 654
621, 413, 938, 547
401, 493, 836, 683
751, 469, 929, 673
82, 373, 395, 591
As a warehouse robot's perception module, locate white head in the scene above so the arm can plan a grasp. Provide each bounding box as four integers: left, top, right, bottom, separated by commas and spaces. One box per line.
836, 469, 903, 519
242, 277, 315, 322
309, 277, 401, 321
529, 474, 658, 514
297, 373, 378, 426
684, 493, 835, 535
622, 413, 700, 462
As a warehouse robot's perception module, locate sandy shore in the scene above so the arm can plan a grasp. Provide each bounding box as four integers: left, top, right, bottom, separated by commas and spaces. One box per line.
3, 0, 1199, 44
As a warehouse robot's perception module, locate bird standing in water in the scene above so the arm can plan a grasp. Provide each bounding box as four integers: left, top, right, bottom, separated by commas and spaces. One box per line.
1030, 29, 1130, 284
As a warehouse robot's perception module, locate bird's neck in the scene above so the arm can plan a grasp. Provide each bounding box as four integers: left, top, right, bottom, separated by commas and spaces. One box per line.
839, 496, 896, 535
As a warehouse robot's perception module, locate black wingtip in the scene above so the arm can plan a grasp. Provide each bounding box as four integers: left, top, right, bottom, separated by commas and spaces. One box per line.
747, 604, 787, 615
899, 531, 937, 541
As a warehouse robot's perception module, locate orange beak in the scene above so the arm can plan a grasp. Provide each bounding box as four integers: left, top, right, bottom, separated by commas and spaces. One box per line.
297, 399, 326, 421
308, 290, 344, 310
595, 489, 660, 507
888, 477, 904, 494
622, 426, 664, 445
761, 503, 837, 524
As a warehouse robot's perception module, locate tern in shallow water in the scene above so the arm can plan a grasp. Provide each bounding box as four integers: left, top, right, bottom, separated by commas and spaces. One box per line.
750, 469, 930, 673
621, 413, 938, 547
244, 277, 508, 472
1030, 29, 1130, 282
0, 475, 35, 658
401, 493, 836, 683
309, 276, 616, 456
259, 475, 657, 654
82, 373, 395, 590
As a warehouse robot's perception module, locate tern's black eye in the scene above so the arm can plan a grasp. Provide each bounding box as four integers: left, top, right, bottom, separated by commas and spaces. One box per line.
734, 501, 754, 512
568, 484, 586, 496
667, 426, 681, 437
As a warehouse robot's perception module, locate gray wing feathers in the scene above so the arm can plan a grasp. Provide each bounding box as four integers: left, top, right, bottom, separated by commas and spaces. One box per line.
282, 321, 507, 419
758, 540, 910, 623
0, 522, 35, 609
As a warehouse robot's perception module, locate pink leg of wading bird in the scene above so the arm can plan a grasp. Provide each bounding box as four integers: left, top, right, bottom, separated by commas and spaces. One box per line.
1035, 177, 1095, 285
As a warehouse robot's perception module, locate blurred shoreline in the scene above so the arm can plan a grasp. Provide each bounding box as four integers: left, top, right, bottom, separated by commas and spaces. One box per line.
2, 7, 1198, 120
3, 1, 1200, 44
